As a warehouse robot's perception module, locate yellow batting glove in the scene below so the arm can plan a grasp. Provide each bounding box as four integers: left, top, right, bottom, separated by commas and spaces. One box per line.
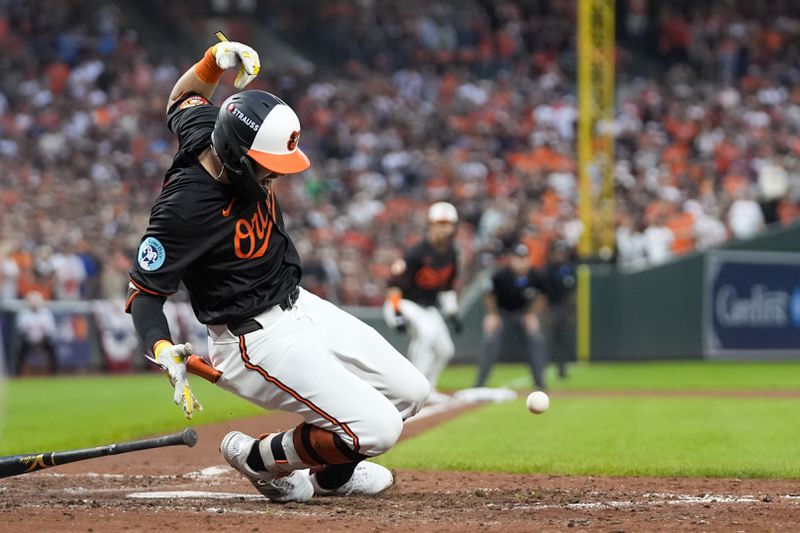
211, 33, 260, 89
147, 341, 203, 419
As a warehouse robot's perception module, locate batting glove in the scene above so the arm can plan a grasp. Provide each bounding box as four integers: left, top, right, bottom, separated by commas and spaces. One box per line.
446, 314, 463, 335
394, 313, 408, 334
211, 39, 260, 89
146, 341, 203, 419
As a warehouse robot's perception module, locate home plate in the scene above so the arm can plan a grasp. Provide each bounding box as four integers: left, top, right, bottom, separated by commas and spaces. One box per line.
128, 491, 263, 500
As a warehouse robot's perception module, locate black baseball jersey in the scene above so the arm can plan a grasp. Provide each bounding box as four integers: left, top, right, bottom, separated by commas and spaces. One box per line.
544, 261, 576, 305
127, 92, 301, 325
490, 267, 548, 313
392, 239, 457, 307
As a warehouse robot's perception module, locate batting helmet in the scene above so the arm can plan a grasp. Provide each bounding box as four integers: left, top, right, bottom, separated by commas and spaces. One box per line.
427, 202, 458, 224
211, 90, 310, 200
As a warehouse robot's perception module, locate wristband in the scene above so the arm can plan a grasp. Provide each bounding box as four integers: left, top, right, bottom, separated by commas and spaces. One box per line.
193, 46, 224, 84
153, 339, 173, 360
389, 291, 402, 312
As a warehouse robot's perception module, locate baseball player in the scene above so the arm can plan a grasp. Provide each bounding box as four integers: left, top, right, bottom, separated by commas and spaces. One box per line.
126, 38, 430, 503
384, 202, 462, 402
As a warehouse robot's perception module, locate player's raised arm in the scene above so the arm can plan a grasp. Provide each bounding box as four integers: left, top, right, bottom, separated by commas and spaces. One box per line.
166, 35, 261, 113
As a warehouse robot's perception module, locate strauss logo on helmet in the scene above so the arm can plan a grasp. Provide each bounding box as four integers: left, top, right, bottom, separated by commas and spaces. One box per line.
227, 103, 259, 131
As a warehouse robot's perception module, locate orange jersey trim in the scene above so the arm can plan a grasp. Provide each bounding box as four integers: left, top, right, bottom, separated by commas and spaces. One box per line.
128, 277, 170, 297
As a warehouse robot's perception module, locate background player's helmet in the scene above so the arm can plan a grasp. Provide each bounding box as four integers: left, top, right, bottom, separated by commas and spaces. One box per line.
211, 90, 310, 200
427, 202, 458, 224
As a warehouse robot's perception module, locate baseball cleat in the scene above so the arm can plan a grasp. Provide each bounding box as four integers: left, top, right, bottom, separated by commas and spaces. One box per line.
312, 461, 394, 496
220, 431, 313, 503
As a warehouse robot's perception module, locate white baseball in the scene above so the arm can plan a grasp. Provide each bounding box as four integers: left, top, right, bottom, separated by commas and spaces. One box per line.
526, 391, 550, 414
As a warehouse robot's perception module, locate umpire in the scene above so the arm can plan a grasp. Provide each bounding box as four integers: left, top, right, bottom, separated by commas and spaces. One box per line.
475, 244, 549, 390
543, 240, 577, 379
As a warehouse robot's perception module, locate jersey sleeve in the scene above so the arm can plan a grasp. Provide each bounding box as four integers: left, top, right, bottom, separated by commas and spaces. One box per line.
489, 271, 501, 294
447, 248, 459, 290
166, 92, 218, 158
128, 189, 214, 301
394, 247, 423, 291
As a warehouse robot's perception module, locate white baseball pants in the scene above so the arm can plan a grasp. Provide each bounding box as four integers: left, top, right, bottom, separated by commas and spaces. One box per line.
206, 288, 430, 456
387, 299, 455, 390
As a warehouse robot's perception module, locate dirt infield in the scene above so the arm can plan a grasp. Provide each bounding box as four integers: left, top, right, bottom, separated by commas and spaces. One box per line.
2, 403, 799, 532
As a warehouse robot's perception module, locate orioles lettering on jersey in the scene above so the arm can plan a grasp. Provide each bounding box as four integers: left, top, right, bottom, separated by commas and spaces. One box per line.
234, 190, 276, 259
414, 263, 454, 290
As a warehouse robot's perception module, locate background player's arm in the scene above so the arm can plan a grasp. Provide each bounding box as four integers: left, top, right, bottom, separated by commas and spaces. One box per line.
440, 250, 462, 333
167, 37, 261, 113
523, 273, 549, 333
384, 258, 411, 332
482, 291, 501, 335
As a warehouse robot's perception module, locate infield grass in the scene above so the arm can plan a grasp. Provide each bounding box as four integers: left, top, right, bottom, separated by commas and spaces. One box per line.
437, 360, 800, 392
0, 374, 261, 455
381, 360, 800, 478
2, 361, 799, 478
378, 395, 800, 478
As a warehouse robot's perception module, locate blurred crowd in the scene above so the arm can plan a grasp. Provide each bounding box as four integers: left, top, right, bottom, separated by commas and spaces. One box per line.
1, 0, 799, 307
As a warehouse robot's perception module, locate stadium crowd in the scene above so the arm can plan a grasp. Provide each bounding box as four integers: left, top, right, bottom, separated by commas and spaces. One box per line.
0, 0, 799, 306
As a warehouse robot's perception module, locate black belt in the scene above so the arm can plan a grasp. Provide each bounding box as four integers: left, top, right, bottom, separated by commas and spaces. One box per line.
228, 287, 299, 336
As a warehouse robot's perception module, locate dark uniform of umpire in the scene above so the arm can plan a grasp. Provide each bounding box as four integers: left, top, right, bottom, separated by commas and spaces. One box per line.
543, 240, 577, 378
475, 244, 549, 390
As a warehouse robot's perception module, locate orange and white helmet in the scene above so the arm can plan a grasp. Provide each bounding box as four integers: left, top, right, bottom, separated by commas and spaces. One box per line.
212, 90, 310, 200
427, 201, 458, 224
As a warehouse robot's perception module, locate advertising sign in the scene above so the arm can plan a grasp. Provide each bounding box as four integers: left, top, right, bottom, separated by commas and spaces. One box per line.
704, 251, 800, 358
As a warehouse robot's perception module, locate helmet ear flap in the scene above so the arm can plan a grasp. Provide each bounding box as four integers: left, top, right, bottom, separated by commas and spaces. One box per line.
237, 155, 268, 201
211, 123, 266, 202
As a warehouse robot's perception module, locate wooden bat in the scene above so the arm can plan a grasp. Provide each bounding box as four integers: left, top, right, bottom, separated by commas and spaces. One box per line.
186, 355, 223, 383
0, 428, 197, 479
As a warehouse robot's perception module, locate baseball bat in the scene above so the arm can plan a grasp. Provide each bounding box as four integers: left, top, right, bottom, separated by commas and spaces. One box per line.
0, 427, 197, 479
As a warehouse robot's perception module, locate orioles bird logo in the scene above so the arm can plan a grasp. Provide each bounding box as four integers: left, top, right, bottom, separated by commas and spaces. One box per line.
287, 130, 300, 151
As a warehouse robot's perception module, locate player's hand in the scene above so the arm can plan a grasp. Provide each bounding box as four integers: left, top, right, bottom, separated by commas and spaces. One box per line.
395, 313, 408, 334
447, 315, 463, 335
524, 313, 541, 333
146, 342, 203, 419
211, 39, 260, 89
483, 313, 501, 335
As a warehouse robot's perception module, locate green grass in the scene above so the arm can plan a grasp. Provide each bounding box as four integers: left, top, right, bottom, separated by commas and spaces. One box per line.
378, 396, 800, 478
3, 361, 800, 478
0, 374, 262, 455
437, 361, 800, 392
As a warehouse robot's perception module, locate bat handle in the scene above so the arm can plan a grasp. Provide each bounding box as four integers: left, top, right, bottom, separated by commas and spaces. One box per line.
186, 355, 223, 384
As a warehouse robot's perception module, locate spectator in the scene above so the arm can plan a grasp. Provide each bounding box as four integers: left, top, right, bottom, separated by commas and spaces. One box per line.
14, 291, 57, 375
0, 243, 20, 300
728, 188, 766, 240
643, 214, 675, 266
2, 0, 800, 309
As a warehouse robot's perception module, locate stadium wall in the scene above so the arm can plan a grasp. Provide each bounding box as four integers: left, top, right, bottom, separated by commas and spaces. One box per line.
2, 222, 796, 375
587, 222, 800, 361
